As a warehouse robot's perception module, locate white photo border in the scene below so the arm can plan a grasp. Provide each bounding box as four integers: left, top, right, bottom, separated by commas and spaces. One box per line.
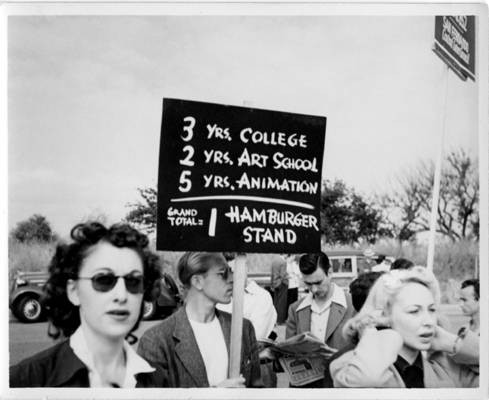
1, 1, 487, 399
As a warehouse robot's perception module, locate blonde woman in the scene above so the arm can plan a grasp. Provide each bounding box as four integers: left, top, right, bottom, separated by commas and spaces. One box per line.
330, 267, 479, 388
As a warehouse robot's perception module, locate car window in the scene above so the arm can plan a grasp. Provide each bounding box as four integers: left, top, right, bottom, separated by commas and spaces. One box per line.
331, 257, 353, 274
331, 259, 341, 273
342, 258, 352, 272
356, 257, 370, 274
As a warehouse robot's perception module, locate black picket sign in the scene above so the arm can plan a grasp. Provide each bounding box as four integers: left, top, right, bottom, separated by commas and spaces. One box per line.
157, 98, 326, 253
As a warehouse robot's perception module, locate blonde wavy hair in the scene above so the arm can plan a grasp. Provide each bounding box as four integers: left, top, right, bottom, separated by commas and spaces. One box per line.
343, 266, 441, 341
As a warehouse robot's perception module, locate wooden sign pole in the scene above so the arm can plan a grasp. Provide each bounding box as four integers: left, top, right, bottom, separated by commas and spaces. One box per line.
228, 254, 246, 378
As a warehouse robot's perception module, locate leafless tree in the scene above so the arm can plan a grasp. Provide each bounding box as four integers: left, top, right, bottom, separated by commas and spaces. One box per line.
383, 148, 479, 242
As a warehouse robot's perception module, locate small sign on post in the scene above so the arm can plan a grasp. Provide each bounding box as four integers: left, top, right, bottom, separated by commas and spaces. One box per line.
433, 15, 476, 81
428, 16, 476, 269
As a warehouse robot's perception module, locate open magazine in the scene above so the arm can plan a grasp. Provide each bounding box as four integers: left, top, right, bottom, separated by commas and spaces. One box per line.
259, 332, 337, 386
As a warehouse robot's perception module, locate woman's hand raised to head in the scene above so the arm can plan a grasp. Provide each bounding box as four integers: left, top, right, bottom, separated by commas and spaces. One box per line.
353, 310, 391, 339
430, 325, 458, 354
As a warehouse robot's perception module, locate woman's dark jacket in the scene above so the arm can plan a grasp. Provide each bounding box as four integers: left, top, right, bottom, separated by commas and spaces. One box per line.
10, 339, 166, 387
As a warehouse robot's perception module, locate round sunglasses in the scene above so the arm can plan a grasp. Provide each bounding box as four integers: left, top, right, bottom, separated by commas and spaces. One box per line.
200, 266, 232, 281
77, 272, 144, 294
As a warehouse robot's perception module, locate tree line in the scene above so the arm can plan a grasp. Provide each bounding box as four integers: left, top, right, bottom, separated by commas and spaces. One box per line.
11, 148, 478, 246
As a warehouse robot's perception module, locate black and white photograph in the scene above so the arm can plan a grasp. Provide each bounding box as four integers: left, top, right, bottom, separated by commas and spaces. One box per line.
1, 2, 488, 399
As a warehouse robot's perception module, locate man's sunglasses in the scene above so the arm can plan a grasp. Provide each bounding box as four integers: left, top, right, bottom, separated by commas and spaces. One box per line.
199, 266, 232, 281
77, 272, 144, 294
213, 266, 232, 281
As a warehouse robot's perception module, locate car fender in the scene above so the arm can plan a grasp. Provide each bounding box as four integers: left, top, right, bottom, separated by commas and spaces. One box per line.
10, 287, 44, 308
155, 274, 181, 308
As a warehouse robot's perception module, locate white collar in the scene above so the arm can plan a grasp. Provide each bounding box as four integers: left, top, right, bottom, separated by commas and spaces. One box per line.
296, 283, 347, 312
70, 326, 154, 388
245, 279, 261, 294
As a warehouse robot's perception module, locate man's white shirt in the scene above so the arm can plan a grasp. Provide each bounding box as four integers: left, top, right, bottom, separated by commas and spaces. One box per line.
296, 283, 347, 341
188, 316, 228, 387
286, 259, 302, 289
217, 279, 277, 340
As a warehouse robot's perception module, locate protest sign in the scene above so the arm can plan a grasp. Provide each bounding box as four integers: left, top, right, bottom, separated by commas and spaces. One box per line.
157, 98, 326, 253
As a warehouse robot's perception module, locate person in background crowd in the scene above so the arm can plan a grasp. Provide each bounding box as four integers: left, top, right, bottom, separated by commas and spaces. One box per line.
10, 222, 165, 388
217, 257, 277, 342
371, 255, 392, 273
390, 258, 414, 271
218, 253, 278, 387
138, 252, 263, 388
459, 279, 480, 335
362, 249, 377, 272
286, 254, 302, 310
271, 254, 289, 324
285, 252, 355, 387
330, 267, 479, 388
349, 271, 385, 313
322, 271, 385, 387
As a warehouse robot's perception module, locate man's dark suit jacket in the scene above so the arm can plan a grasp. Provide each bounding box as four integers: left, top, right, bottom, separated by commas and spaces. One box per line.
285, 288, 355, 350
137, 307, 263, 388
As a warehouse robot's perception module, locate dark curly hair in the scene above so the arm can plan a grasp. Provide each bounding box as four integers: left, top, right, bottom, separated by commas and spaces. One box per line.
42, 221, 161, 342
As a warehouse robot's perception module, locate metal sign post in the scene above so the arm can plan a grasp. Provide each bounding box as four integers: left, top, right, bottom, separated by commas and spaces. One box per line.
428, 16, 475, 271
427, 64, 449, 272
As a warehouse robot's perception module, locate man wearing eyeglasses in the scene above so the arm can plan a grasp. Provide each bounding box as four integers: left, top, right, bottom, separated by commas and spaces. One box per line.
217, 253, 277, 342
285, 252, 355, 387
137, 252, 263, 388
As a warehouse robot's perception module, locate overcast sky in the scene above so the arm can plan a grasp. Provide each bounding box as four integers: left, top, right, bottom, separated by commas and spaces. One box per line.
8, 15, 479, 237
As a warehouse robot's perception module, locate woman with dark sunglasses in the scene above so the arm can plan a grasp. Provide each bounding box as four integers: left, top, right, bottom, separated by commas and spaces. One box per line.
10, 221, 166, 388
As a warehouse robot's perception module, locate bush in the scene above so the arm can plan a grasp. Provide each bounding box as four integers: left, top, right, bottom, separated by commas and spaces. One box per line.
11, 214, 55, 243
368, 238, 478, 303
8, 239, 56, 282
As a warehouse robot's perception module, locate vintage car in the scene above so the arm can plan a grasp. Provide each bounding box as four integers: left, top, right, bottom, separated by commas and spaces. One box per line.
9, 270, 182, 323
9, 271, 47, 323
238, 250, 384, 296
328, 249, 372, 288
142, 272, 182, 320
328, 249, 393, 288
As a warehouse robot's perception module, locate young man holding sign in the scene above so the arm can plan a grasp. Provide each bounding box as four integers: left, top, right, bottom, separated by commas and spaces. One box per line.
137, 252, 262, 388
